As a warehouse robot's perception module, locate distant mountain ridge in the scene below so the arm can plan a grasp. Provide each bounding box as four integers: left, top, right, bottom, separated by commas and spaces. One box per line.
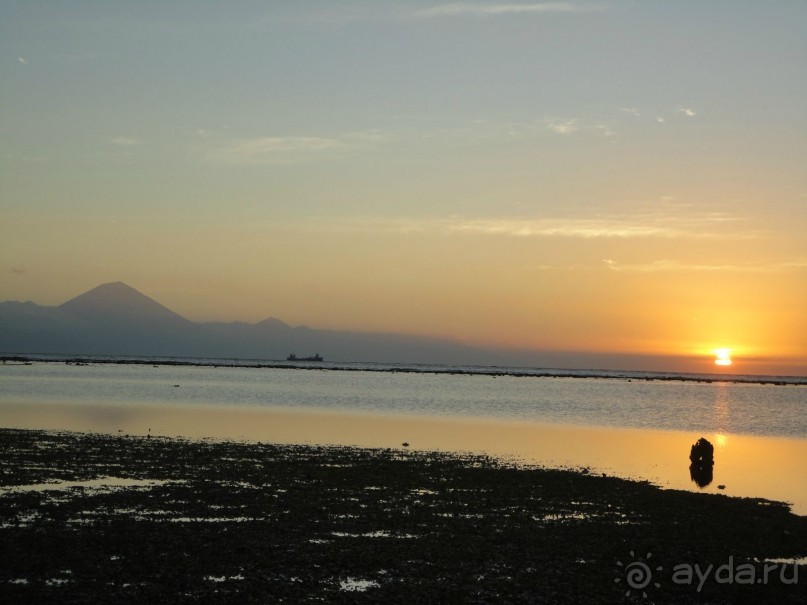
0, 282, 494, 364
5, 282, 796, 375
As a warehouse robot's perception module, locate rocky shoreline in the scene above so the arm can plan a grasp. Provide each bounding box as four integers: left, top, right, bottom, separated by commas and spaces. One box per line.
1, 428, 804, 603
4, 355, 803, 385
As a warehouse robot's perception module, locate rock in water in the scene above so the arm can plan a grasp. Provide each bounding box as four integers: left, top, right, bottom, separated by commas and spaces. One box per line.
689, 437, 715, 465
689, 437, 715, 487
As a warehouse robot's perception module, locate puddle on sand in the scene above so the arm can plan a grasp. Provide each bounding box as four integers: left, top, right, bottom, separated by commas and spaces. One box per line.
339, 578, 380, 592
331, 530, 418, 539
762, 556, 807, 565
0, 476, 174, 493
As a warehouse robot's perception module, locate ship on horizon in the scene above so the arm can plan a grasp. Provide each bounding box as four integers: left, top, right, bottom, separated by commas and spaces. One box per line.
286, 353, 323, 362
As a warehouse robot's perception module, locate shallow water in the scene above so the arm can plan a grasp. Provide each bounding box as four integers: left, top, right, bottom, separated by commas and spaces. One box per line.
3, 399, 807, 515
2, 361, 806, 437
1, 361, 806, 514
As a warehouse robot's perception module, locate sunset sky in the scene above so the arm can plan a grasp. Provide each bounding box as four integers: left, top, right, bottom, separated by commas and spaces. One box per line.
2, 1, 805, 374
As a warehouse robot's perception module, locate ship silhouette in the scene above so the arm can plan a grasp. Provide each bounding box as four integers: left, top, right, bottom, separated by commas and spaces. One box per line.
286, 353, 323, 362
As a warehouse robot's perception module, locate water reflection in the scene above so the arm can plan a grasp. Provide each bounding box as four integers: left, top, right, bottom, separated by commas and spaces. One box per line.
2, 400, 806, 515
3, 362, 807, 438
689, 464, 713, 488
711, 384, 731, 434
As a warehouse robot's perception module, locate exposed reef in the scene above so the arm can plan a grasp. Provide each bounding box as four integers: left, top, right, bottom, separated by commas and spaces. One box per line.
1, 429, 805, 602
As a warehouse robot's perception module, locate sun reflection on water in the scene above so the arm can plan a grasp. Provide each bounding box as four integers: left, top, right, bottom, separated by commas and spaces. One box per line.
711, 385, 731, 434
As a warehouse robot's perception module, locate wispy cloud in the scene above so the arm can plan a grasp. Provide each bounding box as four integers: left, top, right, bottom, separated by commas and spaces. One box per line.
609, 106, 701, 125
242, 2, 598, 26
110, 136, 140, 147
602, 259, 807, 273
235, 137, 345, 154
543, 117, 616, 137
212, 136, 349, 165
447, 113, 618, 140
314, 213, 754, 240
448, 218, 675, 238
415, 3, 598, 18
545, 118, 580, 135
211, 130, 391, 165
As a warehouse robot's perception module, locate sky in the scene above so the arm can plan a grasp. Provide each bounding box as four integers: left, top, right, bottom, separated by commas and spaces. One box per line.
1, 1, 805, 375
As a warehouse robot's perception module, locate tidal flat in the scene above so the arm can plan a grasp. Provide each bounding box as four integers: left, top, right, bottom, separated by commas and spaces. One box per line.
1, 429, 805, 604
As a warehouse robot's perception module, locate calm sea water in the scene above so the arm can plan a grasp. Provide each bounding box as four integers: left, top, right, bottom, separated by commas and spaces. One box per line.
2, 359, 805, 439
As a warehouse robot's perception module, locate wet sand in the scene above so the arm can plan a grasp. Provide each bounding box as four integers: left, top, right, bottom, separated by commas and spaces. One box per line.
1, 428, 806, 603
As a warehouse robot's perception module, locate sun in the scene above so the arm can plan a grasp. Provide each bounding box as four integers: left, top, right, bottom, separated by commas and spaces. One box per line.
714, 348, 732, 366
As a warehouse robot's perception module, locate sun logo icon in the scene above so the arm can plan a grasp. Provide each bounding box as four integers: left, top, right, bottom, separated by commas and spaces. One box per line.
615, 551, 663, 599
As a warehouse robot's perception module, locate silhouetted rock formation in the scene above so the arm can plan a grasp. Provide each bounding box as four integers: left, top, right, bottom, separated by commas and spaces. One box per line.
689, 437, 715, 487
689, 437, 714, 465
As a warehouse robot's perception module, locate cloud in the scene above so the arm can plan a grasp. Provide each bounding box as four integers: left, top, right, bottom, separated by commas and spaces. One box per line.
545, 118, 580, 135
609, 107, 703, 125
457, 114, 618, 139
603, 259, 807, 273
236, 136, 344, 153
211, 130, 391, 165
447, 218, 679, 238
318, 213, 753, 240
213, 136, 350, 164
415, 2, 598, 18
17, 57, 28, 65
240, 3, 598, 26
342, 129, 396, 144
542, 117, 616, 137
593, 124, 616, 137
110, 136, 140, 146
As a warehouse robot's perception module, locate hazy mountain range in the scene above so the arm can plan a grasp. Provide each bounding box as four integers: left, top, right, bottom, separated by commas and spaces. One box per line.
0, 282, 502, 365
2, 282, 757, 373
